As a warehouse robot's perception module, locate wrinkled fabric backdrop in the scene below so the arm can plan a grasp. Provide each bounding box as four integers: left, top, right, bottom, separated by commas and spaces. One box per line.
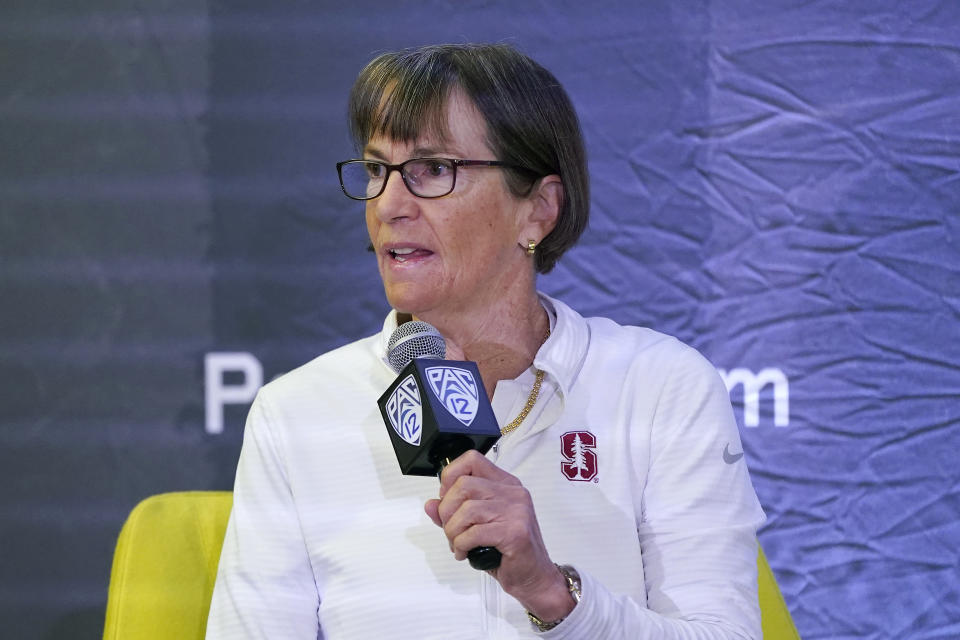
2, 1, 958, 638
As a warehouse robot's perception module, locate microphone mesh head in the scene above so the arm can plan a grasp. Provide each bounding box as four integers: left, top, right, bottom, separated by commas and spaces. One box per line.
387, 321, 446, 373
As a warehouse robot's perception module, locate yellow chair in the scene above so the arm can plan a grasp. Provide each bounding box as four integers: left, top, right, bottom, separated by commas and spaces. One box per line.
103, 491, 800, 639
757, 546, 801, 640
103, 492, 233, 640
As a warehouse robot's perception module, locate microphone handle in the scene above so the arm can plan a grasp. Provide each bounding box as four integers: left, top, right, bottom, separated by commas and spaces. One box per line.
434, 443, 503, 571
467, 545, 503, 571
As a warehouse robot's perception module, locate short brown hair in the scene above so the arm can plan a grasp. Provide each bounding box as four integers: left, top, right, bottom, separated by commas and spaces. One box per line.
348, 43, 589, 274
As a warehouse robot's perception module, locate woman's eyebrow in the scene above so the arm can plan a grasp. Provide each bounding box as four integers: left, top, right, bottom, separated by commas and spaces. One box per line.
412, 145, 450, 157
362, 145, 388, 160
361, 144, 464, 160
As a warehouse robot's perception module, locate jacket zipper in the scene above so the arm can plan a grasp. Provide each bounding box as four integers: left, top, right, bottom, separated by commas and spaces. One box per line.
480, 569, 500, 636
483, 440, 505, 635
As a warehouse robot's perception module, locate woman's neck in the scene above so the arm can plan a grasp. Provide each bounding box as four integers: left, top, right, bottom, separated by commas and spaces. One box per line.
411, 287, 549, 400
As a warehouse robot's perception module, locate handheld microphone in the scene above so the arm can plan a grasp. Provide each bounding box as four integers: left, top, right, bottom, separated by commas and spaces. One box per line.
377, 321, 503, 570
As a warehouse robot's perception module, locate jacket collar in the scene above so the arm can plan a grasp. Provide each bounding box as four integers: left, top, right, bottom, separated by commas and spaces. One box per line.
377, 292, 590, 399
533, 293, 589, 401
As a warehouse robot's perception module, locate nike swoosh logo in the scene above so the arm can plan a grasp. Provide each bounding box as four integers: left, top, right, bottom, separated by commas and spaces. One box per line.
723, 443, 744, 464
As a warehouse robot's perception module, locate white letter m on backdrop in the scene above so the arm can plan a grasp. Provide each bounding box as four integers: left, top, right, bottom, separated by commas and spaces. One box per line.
718, 367, 790, 427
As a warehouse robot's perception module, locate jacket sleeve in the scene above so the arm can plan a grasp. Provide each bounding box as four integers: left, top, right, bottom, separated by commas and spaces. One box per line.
546, 343, 766, 640
206, 390, 321, 639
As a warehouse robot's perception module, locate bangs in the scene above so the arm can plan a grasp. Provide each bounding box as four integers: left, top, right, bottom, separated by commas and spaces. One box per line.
349, 51, 457, 150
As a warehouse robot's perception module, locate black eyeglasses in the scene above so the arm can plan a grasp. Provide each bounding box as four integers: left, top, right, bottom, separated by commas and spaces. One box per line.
336, 157, 535, 201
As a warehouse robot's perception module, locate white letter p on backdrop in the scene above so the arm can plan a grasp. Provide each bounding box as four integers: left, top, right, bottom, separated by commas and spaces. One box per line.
205, 352, 263, 434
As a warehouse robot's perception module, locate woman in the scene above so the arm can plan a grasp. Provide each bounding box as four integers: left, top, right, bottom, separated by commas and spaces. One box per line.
207, 43, 765, 639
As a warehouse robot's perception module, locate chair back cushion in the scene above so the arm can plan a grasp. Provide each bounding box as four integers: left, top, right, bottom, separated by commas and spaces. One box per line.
103, 491, 233, 640
758, 546, 801, 639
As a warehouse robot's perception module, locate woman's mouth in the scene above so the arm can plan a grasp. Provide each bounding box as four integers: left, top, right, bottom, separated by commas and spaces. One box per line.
389, 247, 433, 263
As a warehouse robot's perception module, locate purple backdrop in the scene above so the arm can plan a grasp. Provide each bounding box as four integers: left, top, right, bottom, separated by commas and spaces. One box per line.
1, 1, 958, 638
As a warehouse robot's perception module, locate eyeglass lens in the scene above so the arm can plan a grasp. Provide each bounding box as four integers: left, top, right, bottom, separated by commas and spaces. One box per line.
339, 159, 455, 199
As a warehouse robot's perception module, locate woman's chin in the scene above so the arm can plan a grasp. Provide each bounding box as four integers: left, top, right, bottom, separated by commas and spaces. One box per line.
383, 286, 438, 318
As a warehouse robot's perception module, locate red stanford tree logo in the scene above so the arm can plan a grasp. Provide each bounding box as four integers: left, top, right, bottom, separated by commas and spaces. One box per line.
560, 431, 597, 481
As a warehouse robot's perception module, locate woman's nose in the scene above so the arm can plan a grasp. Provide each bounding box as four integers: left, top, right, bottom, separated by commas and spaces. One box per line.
372, 169, 419, 223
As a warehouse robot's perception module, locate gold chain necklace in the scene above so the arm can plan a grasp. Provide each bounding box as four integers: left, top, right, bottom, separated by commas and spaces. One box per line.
500, 369, 545, 435
500, 328, 550, 436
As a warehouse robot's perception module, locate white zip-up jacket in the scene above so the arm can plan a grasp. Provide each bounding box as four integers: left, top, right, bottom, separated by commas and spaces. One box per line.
207, 294, 766, 639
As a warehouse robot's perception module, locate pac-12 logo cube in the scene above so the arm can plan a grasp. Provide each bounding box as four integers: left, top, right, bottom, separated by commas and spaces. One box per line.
377, 358, 501, 477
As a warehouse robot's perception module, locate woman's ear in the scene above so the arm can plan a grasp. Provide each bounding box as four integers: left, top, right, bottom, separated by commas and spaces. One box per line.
519, 174, 563, 244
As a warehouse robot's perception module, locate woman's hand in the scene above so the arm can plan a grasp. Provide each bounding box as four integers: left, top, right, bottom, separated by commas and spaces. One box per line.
423, 450, 576, 622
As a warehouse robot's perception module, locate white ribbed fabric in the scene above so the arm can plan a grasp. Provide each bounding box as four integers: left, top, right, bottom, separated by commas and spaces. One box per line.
206, 294, 765, 640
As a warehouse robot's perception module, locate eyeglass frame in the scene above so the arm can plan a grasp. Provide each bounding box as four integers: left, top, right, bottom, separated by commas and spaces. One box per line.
335, 157, 538, 201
